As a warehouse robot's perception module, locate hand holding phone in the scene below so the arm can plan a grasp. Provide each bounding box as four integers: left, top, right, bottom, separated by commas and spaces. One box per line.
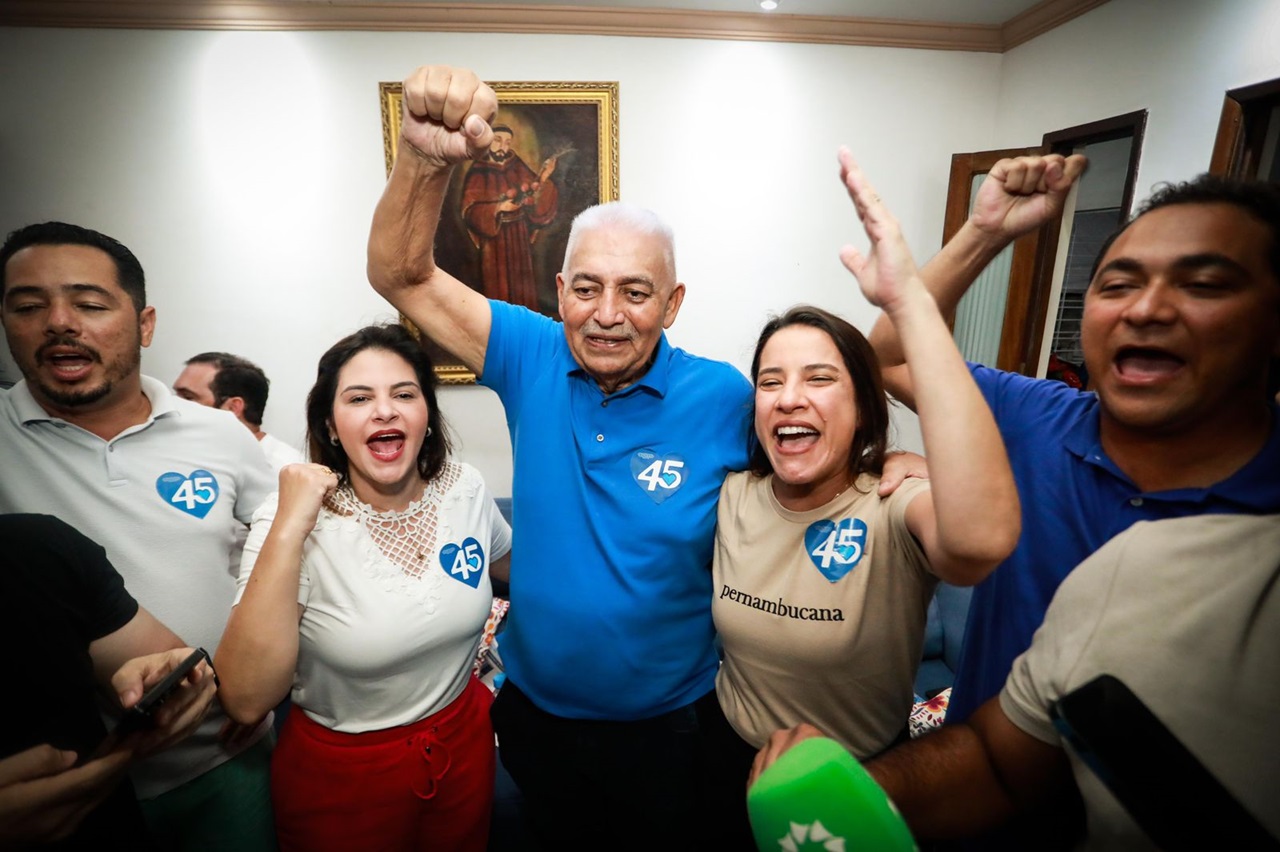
114, 648, 212, 735
100, 647, 218, 759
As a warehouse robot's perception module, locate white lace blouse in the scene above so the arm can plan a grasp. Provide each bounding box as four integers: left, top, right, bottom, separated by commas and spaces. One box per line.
236, 462, 512, 733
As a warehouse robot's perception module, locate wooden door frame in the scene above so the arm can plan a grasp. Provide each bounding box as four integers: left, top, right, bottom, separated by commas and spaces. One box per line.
944, 147, 1046, 374
1025, 109, 1146, 375
1209, 77, 1280, 177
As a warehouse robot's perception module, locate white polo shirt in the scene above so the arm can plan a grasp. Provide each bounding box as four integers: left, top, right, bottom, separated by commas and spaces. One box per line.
258, 432, 305, 473
0, 375, 274, 797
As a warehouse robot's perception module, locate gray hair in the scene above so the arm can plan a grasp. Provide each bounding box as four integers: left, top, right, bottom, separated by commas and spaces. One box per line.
561, 201, 677, 282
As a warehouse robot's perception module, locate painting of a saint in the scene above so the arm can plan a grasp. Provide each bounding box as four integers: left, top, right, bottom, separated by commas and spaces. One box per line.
460, 123, 561, 307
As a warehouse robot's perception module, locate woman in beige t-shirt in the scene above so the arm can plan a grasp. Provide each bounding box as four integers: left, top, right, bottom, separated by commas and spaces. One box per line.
704, 150, 1023, 847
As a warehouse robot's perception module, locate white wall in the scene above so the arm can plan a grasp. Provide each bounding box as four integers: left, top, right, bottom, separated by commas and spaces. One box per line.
995, 0, 1280, 203
0, 27, 1002, 492
4, 1, 1278, 495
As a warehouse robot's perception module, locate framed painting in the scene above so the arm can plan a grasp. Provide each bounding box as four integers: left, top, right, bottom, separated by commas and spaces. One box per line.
380, 80, 620, 384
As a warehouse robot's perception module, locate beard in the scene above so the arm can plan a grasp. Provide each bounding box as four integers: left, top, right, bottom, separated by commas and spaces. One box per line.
487, 149, 513, 163
24, 333, 142, 410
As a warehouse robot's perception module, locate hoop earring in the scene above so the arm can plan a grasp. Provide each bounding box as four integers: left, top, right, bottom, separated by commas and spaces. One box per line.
427, 427, 433, 438
329, 435, 338, 446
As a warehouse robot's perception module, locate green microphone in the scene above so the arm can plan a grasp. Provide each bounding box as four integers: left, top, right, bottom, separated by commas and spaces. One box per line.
746, 736, 917, 851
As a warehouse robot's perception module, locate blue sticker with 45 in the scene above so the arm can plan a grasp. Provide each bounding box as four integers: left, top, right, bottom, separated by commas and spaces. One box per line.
440, 537, 485, 589
629, 449, 685, 504
804, 518, 868, 583
156, 470, 220, 519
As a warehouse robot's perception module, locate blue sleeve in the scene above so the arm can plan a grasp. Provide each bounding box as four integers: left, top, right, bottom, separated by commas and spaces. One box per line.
968, 362, 1091, 431
480, 300, 567, 421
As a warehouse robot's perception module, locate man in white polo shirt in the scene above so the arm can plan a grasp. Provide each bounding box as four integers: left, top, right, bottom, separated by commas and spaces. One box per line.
0, 221, 277, 850
174, 351, 304, 473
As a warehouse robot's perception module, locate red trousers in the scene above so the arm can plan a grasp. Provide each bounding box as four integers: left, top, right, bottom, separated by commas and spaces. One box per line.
271, 677, 495, 852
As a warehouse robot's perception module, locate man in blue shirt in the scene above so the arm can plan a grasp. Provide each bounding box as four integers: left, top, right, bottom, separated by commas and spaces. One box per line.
870, 158, 1280, 725
368, 65, 758, 846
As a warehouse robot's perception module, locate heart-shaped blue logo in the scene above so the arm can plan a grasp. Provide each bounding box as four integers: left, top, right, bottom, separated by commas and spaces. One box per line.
803, 518, 868, 583
629, 449, 686, 504
440, 537, 485, 589
155, 470, 220, 519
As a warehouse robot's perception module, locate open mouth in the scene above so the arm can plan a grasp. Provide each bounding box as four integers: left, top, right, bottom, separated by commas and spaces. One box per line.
39, 347, 98, 382
1114, 346, 1185, 381
366, 429, 406, 462
775, 424, 820, 449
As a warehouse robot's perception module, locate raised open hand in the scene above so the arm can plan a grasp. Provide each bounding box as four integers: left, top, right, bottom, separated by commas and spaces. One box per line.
399, 66, 498, 168
971, 153, 1087, 240
836, 147, 925, 316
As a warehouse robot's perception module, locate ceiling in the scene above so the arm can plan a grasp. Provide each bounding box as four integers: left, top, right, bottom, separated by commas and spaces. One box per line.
0, 0, 1109, 51
435, 0, 1048, 26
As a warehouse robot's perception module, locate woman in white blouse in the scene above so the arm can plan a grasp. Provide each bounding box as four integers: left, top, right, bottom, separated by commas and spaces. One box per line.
217, 324, 511, 852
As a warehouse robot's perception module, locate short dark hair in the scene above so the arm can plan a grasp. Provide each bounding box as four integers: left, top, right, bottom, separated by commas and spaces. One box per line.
1090, 175, 1280, 283
305, 324, 452, 484
187, 352, 271, 428
1088, 175, 1280, 396
0, 221, 146, 312
747, 305, 890, 484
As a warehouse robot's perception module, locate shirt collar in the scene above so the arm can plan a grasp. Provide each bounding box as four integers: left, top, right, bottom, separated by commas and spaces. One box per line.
1064, 396, 1280, 506
11, 374, 179, 427
1061, 395, 1105, 465
567, 332, 673, 399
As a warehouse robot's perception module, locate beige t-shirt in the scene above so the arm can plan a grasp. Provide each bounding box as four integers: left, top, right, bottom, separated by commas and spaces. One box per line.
713, 470, 934, 756
1000, 513, 1280, 849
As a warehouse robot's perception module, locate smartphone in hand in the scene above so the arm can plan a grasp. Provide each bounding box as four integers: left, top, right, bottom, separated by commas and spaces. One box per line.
114, 647, 212, 736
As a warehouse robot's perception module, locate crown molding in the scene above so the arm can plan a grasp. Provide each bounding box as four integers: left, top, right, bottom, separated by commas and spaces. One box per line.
1001, 0, 1109, 50
0, 0, 1107, 52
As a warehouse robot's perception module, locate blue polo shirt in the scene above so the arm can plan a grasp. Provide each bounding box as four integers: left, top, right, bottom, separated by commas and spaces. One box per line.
481, 301, 753, 720
947, 364, 1280, 723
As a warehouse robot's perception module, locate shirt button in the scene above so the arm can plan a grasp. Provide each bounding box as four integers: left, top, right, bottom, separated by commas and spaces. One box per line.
601, 400, 609, 407
596, 434, 604, 443
1129, 497, 1143, 507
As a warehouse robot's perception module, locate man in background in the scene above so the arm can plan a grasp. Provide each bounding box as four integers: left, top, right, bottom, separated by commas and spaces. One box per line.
0, 221, 277, 850
174, 352, 303, 472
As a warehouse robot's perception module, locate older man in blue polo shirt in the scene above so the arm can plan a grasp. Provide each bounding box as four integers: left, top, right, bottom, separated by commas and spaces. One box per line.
368, 65, 927, 846
870, 160, 1280, 729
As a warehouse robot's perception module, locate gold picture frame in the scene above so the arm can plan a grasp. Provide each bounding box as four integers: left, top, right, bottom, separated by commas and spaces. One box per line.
379, 81, 620, 384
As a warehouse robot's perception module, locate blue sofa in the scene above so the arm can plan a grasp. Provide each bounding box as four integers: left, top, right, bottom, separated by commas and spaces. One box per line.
915, 582, 972, 698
